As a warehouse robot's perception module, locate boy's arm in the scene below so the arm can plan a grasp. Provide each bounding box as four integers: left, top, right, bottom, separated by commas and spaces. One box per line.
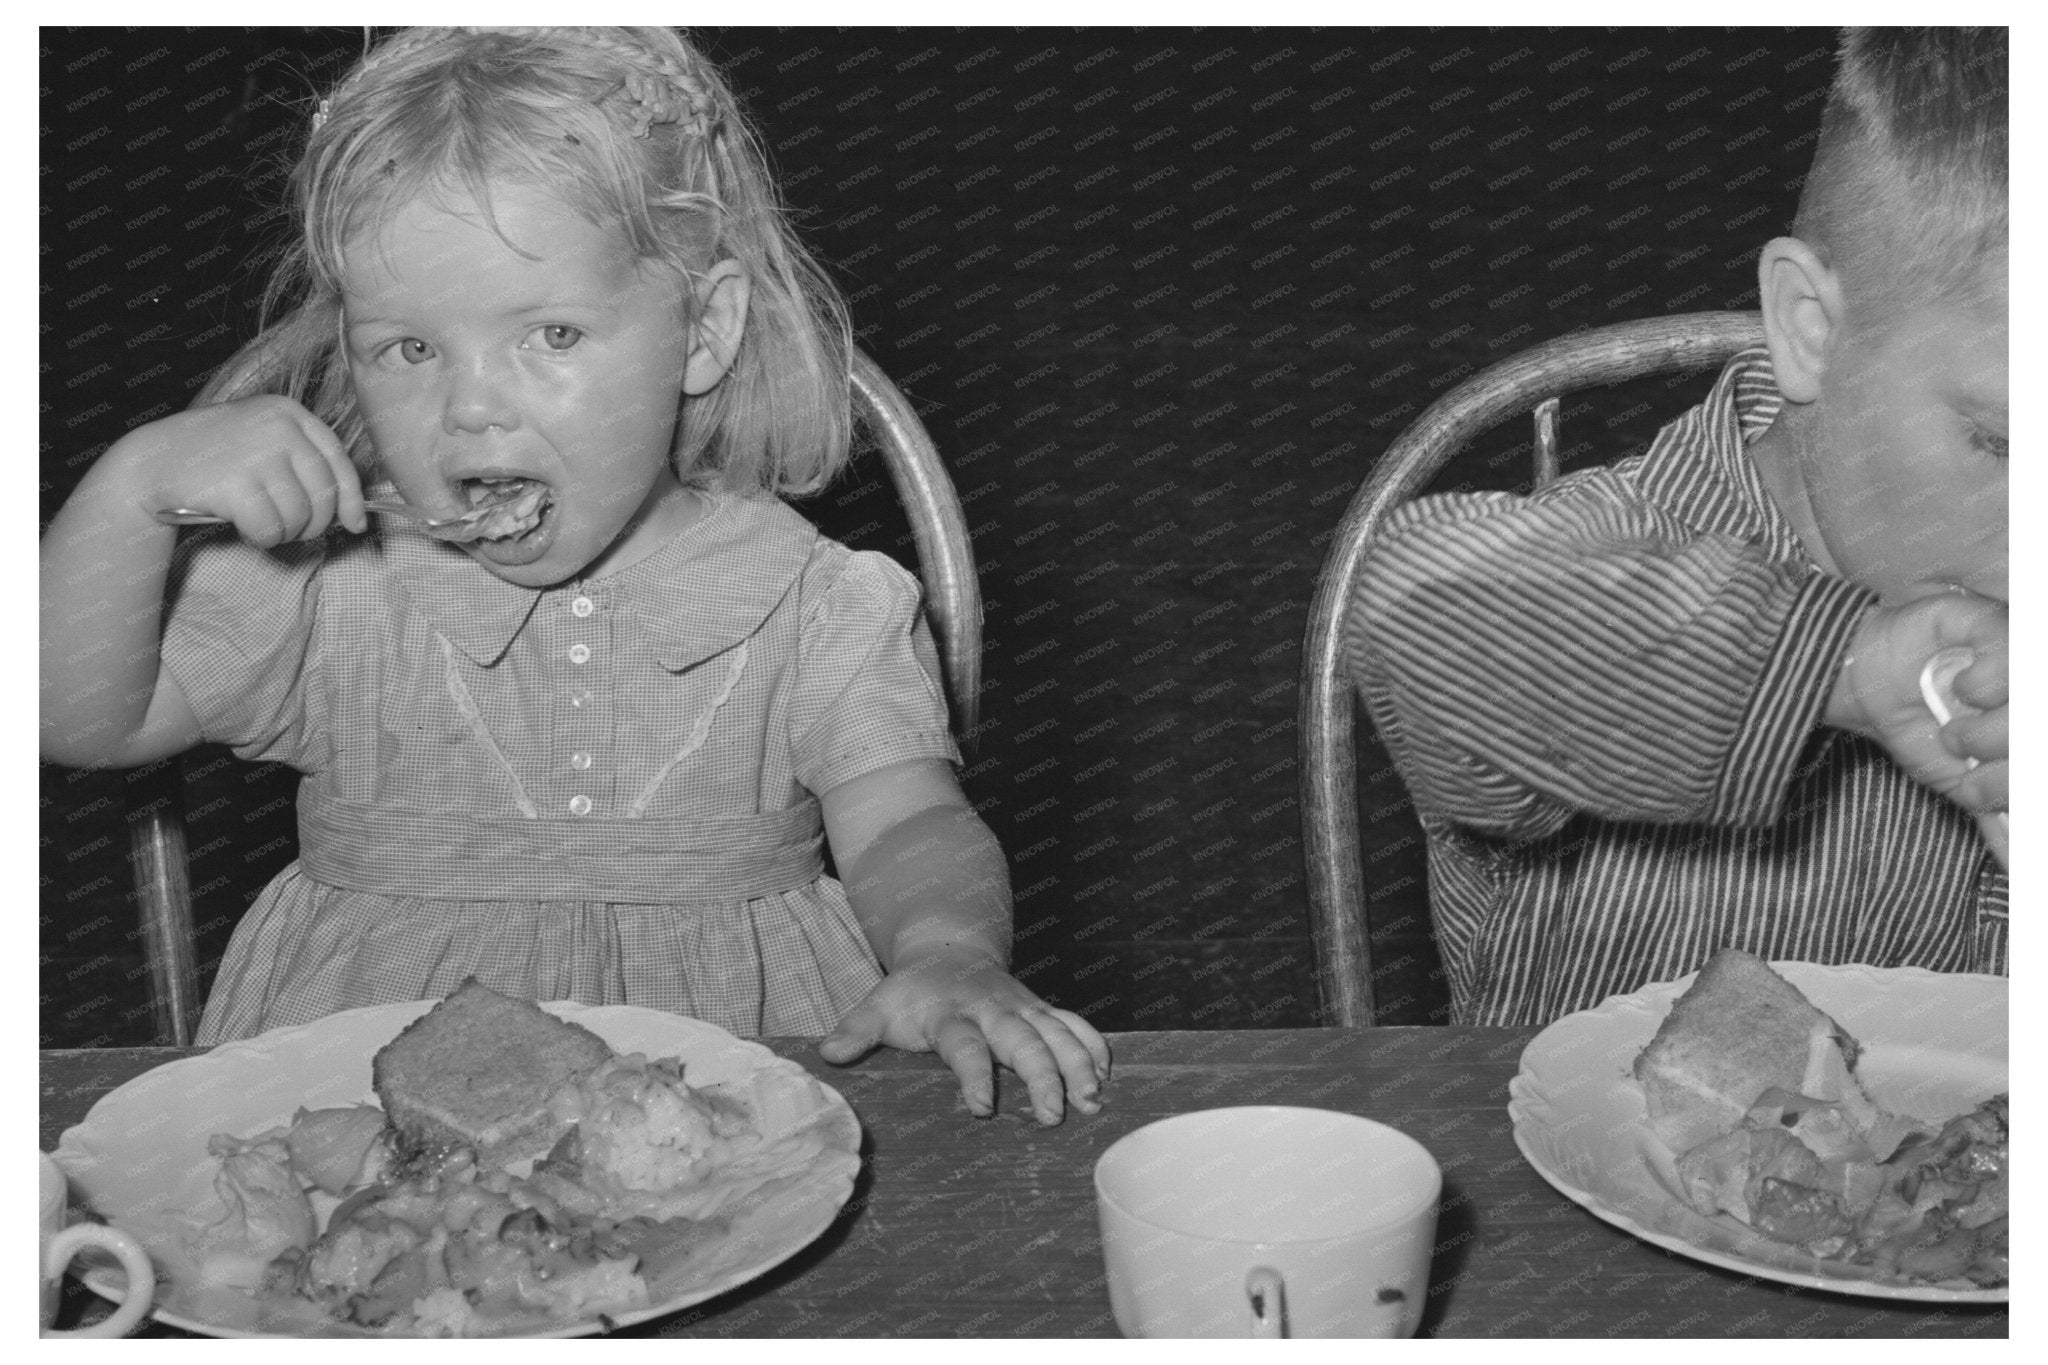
1348, 488, 1873, 841
816, 758, 1109, 1125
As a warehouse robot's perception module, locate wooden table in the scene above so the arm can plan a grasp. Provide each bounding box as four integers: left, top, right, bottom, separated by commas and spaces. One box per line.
41, 1029, 2007, 1338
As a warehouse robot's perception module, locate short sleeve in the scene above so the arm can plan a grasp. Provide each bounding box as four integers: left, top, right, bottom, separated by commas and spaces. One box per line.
158, 528, 326, 770
788, 546, 961, 796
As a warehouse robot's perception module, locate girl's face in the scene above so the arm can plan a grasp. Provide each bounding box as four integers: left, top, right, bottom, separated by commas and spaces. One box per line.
338, 183, 699, 587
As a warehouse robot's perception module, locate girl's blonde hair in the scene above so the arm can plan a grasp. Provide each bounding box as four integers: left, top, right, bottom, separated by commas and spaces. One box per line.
242, 27, 853, 496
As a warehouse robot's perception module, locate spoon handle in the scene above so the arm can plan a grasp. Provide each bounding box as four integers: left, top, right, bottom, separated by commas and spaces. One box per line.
154, 500, 417, 527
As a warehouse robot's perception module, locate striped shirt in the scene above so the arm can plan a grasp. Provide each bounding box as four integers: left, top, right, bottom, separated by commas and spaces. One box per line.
1347, 350, 2007, 1026
163, 491, 959, 1043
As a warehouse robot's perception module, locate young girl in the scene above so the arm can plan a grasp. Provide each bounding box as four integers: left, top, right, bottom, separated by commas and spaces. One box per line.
41, 27, 1106, 1125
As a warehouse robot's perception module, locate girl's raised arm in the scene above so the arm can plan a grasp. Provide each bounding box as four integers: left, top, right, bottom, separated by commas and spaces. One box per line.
40, 395, 365, 768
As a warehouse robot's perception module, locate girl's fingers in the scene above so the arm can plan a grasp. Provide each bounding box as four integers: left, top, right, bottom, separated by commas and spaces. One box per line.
931, 1014, 997, 1118
293, 407, 368, 533
1019, 1011, 1105, 1114
1044, 1006, 1112, 1078
817, 1000, 887, 1065
985, 1012, 1069, 1125
241, 435, 316, 539
232, 483, 293, 548
285, 442, 341, 537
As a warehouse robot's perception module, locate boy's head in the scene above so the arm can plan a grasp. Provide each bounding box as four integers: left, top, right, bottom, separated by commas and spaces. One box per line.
1793, 27, 2006, 325
1754, 28, 2008, 604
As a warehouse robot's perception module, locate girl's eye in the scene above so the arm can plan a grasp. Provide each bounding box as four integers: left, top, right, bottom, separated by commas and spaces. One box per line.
396, 338, 434, 365
534, 325, 584, 352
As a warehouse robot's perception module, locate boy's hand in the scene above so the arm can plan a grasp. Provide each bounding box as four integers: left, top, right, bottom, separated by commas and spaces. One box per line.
819, 947, 1111, 1126
1826, 589, 2007, 818
111, 395, 367, 546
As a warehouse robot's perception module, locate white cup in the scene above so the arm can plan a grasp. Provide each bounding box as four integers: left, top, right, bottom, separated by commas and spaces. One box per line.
1094, 1106, 1441, 1338
39, 1152, 154, 1338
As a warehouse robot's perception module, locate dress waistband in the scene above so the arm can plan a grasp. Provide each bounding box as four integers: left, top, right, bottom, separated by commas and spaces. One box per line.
298, 789, 827, 903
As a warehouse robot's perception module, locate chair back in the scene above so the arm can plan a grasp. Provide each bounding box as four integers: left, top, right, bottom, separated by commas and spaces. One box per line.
129, 337, 978, 1044
1297, 312, 1765, 1026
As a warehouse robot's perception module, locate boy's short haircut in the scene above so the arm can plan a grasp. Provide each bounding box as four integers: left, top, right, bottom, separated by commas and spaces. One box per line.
1792, 27, 2007, 321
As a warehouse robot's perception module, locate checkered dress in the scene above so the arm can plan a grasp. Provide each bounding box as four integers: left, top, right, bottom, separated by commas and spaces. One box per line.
167, 493, 960, 1044
1350, 351, 2007, 1026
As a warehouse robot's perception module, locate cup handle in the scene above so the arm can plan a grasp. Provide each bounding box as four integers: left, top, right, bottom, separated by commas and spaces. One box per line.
1245, 1265, 1286, 1339
42, 1223, 154, 1338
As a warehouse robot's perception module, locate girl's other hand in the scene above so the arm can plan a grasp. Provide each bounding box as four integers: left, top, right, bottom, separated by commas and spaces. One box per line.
819, 950, 1112, 1126
112, 394, 368, 546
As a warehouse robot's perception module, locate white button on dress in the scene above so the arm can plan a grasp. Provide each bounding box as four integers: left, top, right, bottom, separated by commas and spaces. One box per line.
571, 595, 594, 617
568, 643, 591, 664
568, 794, 592, 816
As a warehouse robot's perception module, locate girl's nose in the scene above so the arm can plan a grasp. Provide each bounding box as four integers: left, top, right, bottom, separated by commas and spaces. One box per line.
442, 357, 518, 435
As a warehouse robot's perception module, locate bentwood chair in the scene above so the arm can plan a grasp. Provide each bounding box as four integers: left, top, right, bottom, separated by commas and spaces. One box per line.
127, 339, 979, 1045
1298, 312, 1766, 1026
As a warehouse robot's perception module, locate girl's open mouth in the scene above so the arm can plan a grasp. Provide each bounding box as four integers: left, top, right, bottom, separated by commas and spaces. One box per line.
443, 477, 550, 538
450, 477, 558, 565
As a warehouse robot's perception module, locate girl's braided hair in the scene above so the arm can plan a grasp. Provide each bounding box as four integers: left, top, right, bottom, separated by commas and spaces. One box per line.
246, 27, 853, 495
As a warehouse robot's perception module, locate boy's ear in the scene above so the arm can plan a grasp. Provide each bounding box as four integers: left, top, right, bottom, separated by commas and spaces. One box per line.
683, 259, 751, 396
1756, 236, 1843, 405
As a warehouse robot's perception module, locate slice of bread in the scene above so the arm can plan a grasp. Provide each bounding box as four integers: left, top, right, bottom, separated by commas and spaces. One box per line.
372, 979, 613, 1167
1632, 948, 1875, 1154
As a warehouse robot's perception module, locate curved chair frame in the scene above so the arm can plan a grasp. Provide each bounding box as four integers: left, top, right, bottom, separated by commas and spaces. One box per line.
1297, 312, 1766, 1026
128, 339, 978, 1044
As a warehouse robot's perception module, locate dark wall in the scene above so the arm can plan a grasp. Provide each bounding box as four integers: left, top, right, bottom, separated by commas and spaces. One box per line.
41, 27, 1838, 1044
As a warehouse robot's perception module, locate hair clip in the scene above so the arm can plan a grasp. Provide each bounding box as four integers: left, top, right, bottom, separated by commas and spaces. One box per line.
311, 98, 332, 132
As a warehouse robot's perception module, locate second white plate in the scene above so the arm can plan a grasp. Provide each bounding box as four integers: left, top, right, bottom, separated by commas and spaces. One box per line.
1507, 961, 2007, 1303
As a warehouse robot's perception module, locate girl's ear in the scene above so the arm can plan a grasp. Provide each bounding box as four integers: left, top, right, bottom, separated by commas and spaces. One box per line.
683, 260, 751, 396
1756, 236, 1843, 405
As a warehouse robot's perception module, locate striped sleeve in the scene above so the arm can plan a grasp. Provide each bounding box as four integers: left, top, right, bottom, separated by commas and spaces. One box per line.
1709, 568, 1875, 822
1975, 861, 2007, 975
1347, 479, 1861, 840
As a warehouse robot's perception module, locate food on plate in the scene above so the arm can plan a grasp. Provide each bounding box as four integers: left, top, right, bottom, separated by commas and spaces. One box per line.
373, 979, 612, 1167
1632, 947, 1878, 1154
1633, 948, 2007, 1289
285, 1105, 398, 1196
189, 1129, 321, 1290
537, 1055, 762, 1223
178, 982, 829, 1335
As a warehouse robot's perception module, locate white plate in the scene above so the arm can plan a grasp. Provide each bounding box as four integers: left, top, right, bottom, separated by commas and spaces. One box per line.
1507, 961, 2007, 1303
52, 1001, 863, 1337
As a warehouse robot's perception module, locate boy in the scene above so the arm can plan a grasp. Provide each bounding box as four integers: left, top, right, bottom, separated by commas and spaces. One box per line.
1350, 28, 2007, 1025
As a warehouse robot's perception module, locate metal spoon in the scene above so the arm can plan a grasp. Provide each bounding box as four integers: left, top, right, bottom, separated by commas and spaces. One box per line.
1922, 647, 1986, 747
1920, 646, 2011, 854
154, 499, 500, 541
